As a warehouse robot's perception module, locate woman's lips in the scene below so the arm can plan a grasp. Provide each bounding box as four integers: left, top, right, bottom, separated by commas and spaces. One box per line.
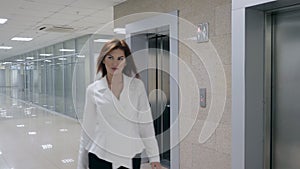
112, 68, 118, 71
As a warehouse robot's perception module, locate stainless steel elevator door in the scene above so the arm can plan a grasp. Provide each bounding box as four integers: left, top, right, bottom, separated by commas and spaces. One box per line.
129, 31, 171, 168
272, 9, 300, 169
148, 33, 170, 166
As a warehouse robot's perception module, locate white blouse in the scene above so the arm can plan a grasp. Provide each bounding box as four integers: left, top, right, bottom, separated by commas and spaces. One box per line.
77, 74, 160, 169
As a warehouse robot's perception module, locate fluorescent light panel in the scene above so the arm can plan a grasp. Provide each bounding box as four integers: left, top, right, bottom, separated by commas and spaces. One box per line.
0, 18, 7, 24
11, 37, 33, 41
94, 39, 110, 43
16, 59, 24, 62
41, 144, 53, 150
16, 124, 25, 128
59, 49, 75, 52
0, 46, 12, 49
40, 54, 53, 57
28, 131, 36, 135
26, 57, 34, 60
62, 159, 74, 164
76, 55, 85, 58
58, 58, 67, 61
114, 28, 126, 34
59, 128, 68, 132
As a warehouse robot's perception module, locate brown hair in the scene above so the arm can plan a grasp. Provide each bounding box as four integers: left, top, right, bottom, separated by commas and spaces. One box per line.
96, 39, 140, 78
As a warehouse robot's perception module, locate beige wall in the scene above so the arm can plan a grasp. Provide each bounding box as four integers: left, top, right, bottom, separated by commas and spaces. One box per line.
114, 0, 232, 168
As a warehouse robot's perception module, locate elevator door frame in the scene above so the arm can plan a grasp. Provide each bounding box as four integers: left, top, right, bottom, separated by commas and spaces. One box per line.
232, 1, 300, 169
125, 11, 179, 169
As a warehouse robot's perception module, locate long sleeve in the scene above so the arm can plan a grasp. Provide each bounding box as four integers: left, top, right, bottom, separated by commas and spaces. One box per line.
137, 82, 160, 163
77, 85, 97, 169
77, 132, 89, 169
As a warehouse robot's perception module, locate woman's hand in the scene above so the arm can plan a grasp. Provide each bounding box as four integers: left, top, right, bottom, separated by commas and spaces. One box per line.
151, 162, 162, 169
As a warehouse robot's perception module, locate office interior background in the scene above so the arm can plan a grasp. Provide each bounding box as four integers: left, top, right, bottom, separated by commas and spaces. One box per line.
1, 0, 300, 169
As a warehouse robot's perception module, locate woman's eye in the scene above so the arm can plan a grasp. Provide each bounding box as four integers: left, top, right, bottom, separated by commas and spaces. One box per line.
118, 57, 124, 61
107, 56, 113, 60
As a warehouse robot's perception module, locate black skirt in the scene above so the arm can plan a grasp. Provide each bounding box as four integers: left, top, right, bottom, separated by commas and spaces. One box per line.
88, 152, 141, 169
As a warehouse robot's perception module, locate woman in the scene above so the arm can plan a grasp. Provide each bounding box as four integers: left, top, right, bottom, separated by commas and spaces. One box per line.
77, 39, 162, 169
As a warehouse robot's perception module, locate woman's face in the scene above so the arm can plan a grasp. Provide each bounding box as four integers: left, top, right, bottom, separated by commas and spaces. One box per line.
103, 48, 126, 76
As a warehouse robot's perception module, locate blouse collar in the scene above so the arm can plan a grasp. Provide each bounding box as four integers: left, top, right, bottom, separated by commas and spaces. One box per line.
97, 73, 131, 91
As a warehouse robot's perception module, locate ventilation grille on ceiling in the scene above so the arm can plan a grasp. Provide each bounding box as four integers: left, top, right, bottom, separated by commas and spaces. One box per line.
38, 25, 75, 33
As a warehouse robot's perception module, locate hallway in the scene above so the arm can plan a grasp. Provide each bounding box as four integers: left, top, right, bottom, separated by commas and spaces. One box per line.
0, 93, 167, 169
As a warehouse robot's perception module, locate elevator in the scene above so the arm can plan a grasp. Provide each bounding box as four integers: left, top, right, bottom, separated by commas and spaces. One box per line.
125, 12, 179, 169
266, 6, 300, 169
148, 32, 171, 166
129, 29, 171, 168
232, 1, 300, 169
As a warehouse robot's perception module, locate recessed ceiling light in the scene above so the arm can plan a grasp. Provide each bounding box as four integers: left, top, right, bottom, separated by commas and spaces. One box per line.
16, 124, 25, 128
58, 58, 67, 61
59, 128, 68, 132
0, 46, 12, 49
44, 60, 52, 63
0, 18, 7, 24
76, 55, 85, 58
114, 28, 126, 34
39, 54, 53, 57
41, 144, 53, 150
11, 37, 33, 41
26, 57, 34, 60
62, 158, 74, 164
3, 62, 12, 64
59, 49, 75, 52
16, 59, 24, 62
94, 39, 111, 43
28, 131, 37, 135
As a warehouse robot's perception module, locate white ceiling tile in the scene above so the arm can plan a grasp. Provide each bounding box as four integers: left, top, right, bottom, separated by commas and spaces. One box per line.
4, 21, 37, 29
25, 0, 76, 6
10, 13, 45, 22
59, 6, 98, 16
0, 0, 24, 10
48, 13, 84, 21
14, 9, 53, 19
79, 13, 113, 24
69, 0, 114, 9
17, 30, 41, 38
38, 18, 72, 26
0, 24, 28, 32
19, 2, 65, 12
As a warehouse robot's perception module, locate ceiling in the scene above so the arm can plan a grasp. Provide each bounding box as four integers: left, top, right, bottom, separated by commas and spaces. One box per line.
0, 0, 126, 60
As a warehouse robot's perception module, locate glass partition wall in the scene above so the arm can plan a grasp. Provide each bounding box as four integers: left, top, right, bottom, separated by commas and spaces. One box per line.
0, 34, 108, 119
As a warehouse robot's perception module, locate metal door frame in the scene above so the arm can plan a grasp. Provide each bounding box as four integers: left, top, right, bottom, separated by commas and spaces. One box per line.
264, 11, 273, 169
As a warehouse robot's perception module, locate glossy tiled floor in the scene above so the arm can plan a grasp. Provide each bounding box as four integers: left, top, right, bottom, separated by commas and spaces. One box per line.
0, 94, 166, 169
0, 94, 81, 169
